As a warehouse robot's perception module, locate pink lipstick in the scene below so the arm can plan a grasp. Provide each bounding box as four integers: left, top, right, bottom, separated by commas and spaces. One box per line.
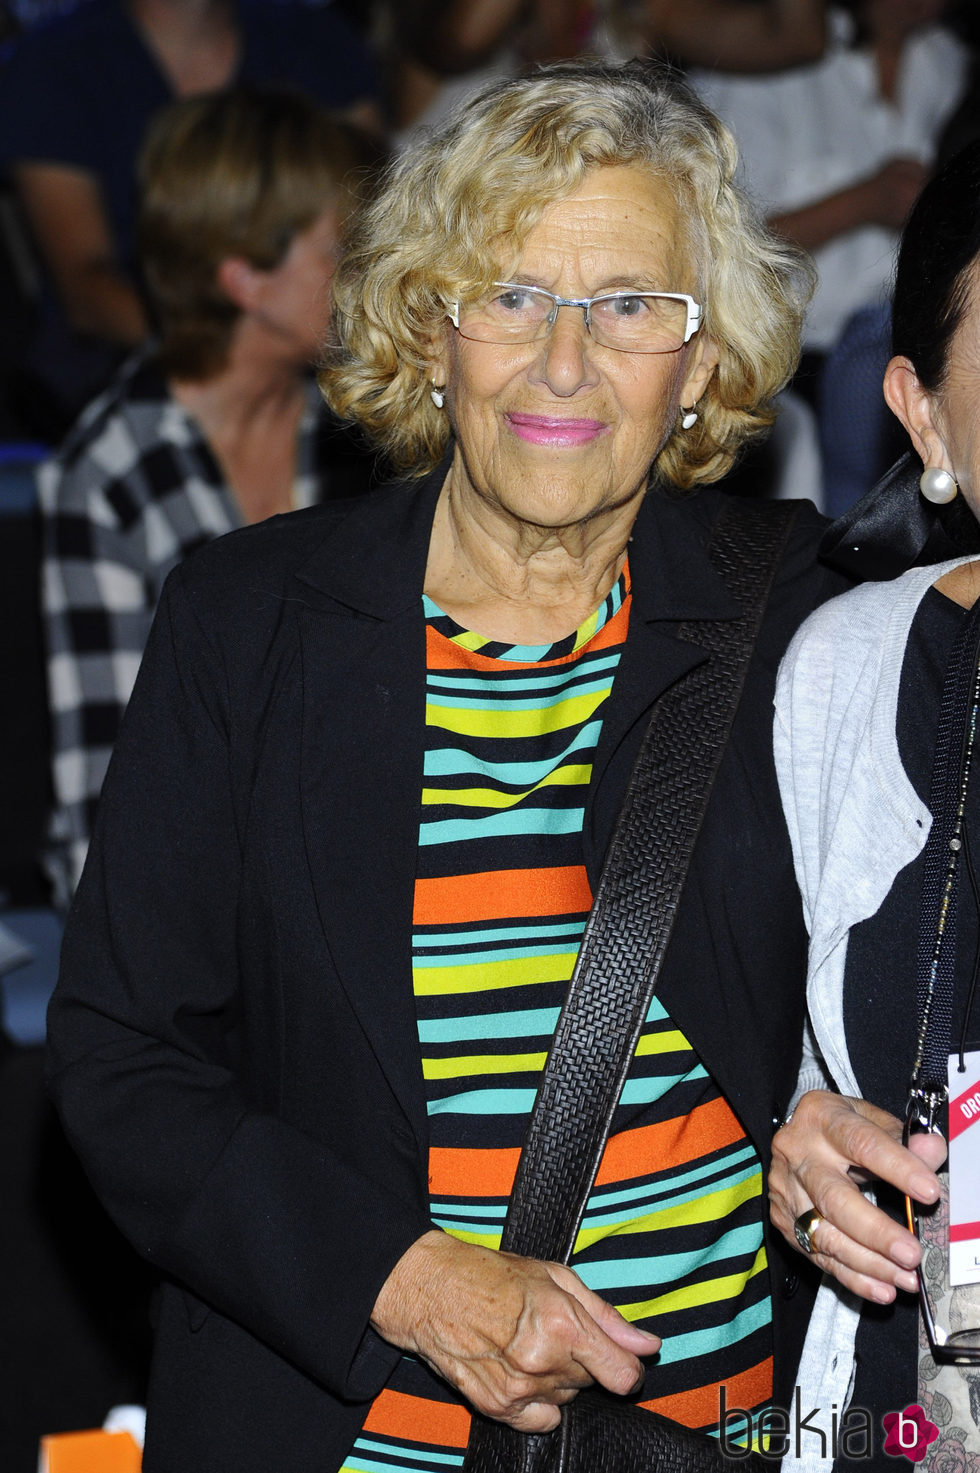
506, 412, 606, 447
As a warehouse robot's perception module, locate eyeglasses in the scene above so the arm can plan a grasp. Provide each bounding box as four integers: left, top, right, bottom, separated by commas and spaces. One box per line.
449, 282, 703, 355
904, 1102, 980, 1365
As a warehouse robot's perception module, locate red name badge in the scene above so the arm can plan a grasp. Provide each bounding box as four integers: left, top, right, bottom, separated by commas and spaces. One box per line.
948, 1048, 980, 1286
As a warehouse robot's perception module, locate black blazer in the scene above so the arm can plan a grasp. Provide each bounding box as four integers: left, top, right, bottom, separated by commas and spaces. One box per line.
46, 462, 845, 1472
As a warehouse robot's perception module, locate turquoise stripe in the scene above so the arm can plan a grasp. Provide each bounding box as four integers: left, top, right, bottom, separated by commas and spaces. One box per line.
344, 1451, 465, 1473
576, 1224, 764, 1291
581, 1162, 762, 1231
413, 922, 584, 949
500, 634, 606, 663
586, 1143, 759, 1209
413, 941, 579, 969
619, 1064, 708, 1104
432, 1215, 505, 1235
418, 809, 585, 845
431, 1200, 509, 1219
424, 723, 603, 779
426, 653, 621, 694
425, 676, 617, 713
427, 1087, 539, 1116
350, 1438, 465, 1468
416, 1006, 562, 1043
430, 1165, 762, 1231
653, 1298, 772, 1367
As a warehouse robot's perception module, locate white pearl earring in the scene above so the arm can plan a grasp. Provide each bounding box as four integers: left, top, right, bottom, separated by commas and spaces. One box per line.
919, 466, 958, 504
681, 407, 698, 430
430, 386, 445, 410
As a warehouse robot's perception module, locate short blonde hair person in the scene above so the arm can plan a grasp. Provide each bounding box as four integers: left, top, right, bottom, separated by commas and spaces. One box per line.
138, 84, 384, 381
322, 58, 813, 488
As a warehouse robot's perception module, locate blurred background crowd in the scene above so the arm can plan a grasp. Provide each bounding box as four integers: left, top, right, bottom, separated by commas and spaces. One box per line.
1, 0, 979, 1465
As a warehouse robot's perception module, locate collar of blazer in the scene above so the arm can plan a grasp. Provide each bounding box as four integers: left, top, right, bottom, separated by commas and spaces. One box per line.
291, 442, 741, 630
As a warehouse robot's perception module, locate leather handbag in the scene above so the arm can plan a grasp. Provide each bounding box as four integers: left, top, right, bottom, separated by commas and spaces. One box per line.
463, 495, 798, 1473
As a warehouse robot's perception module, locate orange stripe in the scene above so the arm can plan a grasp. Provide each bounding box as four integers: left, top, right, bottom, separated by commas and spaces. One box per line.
594, 1095, 745, 1186
413, 867, 592, 925
424, 593, 631, 671
429, 1097, 745, 1198
582, 605, 632, 653
360, 1362, 772, 1451
428, 1143, 521, 1198
361, 1387, 471, 1447
638, 1357, 773, 1429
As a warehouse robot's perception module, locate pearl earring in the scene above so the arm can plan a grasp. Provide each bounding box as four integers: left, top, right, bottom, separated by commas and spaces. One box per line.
920, 466, 958, 504
681, 406, 698, 430
430, 385, 445, 410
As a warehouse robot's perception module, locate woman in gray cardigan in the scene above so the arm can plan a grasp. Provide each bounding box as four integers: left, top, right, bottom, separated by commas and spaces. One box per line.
772, 141, 980, 1471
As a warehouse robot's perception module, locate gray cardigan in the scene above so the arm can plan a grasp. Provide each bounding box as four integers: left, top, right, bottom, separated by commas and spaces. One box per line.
772, 558, 975, 1471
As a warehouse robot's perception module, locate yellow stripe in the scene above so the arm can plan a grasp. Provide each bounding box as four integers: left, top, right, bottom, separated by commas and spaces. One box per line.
421, 765, 593, 808
573, 1173, 762, 1251
426, 688, 608, 738
413, 951, 576, 995
634, 1029, 690, 1057
615, 1245, 769, 1321
572, 606, 601, 650
422, 1051, 548, 1080
443, 1226, 504, 1249
448, 629, 494, 653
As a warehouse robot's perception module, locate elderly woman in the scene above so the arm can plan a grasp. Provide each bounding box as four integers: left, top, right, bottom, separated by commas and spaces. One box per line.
39, 84, 381, 904
46, 60, 843, 1473
772, 140, 980, 1471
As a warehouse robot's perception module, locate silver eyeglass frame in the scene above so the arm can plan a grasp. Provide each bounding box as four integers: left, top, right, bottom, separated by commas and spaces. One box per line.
448, 282, 703, 353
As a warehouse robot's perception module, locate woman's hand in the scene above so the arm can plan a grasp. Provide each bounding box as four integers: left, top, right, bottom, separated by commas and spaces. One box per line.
370, 1229, 660, 1431
769, 1091, 947, 1303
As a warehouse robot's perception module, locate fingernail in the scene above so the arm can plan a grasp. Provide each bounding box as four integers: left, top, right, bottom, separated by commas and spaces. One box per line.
913, 1176, 939, 1202
892, 1240, 919, 1270
870, 1282, 896, 1304
896, 1270, 919, 1294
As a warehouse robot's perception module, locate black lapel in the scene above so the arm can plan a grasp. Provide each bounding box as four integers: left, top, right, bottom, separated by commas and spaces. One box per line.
584, 486, 739, 883
294, 464, 446, 1150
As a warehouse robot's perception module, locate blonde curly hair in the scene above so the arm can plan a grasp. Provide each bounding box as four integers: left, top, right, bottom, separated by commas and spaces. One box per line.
320, 58, 813, 488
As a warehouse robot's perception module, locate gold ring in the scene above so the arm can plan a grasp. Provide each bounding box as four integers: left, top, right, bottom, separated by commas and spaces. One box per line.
793, 1208, 824, 1255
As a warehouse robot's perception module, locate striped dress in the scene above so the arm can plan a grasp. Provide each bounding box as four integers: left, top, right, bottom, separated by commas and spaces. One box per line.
338, 568, 772, 1473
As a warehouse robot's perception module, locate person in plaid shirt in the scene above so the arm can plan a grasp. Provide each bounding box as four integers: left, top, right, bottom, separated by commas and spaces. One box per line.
39, 85, 381, 904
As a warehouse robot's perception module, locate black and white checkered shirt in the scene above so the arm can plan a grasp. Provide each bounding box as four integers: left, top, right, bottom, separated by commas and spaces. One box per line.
39, 351, 364, 902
